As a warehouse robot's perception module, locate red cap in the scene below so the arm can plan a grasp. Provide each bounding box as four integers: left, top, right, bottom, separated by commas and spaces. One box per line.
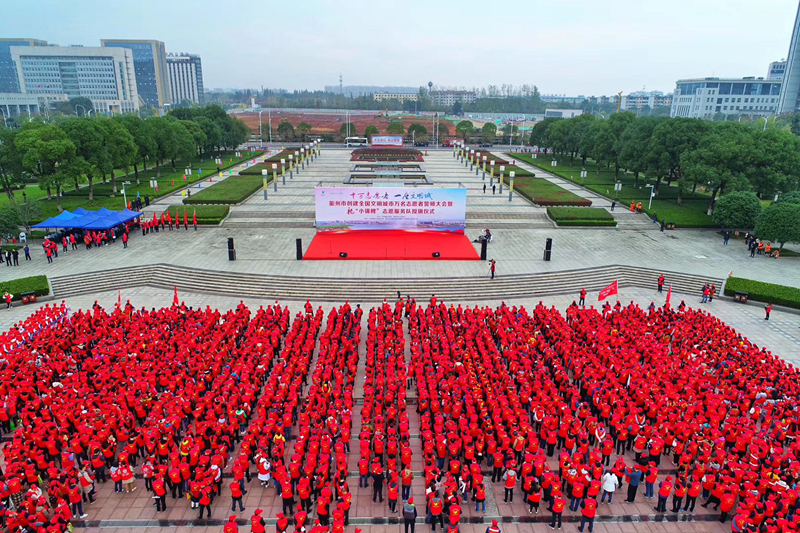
408, 497, 414, 504
229, 516, 237, 521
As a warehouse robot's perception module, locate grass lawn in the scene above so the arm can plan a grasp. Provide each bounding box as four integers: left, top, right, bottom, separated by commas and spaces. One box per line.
503, 176, 591, 206
510, 152, 715, 227
0, 185, 50, 209
183, 175, 270, 205
547, 207, 617, 227
166, 205, 230, 225
32, 151, 264, 222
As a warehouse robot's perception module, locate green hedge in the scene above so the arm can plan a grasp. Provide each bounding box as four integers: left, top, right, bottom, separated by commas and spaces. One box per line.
723, 277, 800, 309
0, 275, 50, 301
507, 177, 591, 206
547, 207, 617, 227
182, 175, 267, 205
165, 205, 230, 225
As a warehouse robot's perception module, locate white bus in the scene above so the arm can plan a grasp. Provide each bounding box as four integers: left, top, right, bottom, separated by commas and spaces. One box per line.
345, 137, 368, 147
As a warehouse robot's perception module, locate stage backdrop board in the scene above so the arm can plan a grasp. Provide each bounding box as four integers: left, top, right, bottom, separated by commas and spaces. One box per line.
315, 187, 467, 232
370, 135, 404, 147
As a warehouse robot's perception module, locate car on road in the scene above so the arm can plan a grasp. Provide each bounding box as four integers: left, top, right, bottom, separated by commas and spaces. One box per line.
479, 143, 493, 148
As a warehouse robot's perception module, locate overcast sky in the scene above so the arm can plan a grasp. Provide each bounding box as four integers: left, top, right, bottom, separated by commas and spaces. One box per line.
9, 0, 799, 96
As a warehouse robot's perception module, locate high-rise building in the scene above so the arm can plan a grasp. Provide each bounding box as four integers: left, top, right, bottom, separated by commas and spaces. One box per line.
167, 53, 204, 104
670, 77, 780, 119
0, 38, 47, 93
10, 45, 140, 113
430, 90, 476, 106
768, 60, 787, 80
101, 39, 169, 107
619, 91, 673, 111
779, 2, 800, 114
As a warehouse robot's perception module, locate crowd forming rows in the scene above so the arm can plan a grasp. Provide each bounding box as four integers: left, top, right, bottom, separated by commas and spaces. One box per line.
0, 297, 796, 533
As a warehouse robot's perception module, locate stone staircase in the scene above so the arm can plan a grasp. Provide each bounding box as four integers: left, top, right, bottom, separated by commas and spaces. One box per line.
49, 264, 721, 302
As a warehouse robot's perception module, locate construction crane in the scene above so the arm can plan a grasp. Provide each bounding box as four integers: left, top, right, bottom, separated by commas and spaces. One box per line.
616, 91, 623, 114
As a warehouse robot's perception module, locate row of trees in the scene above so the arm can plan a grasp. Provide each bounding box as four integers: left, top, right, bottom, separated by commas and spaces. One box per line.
529, 113, 800, 214
713, 191, 800, 249
0, 105, 250, 211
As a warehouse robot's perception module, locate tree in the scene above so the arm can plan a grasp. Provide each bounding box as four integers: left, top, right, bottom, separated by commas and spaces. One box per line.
646, 117, 709, 195
618, 116, 658, 188
196, 116, 222, 160
223, 116, 250, 149
119, 116, 156, 183
364, 125, 379, 139
712, 191, 762, 229
0, 129, 25, 200
407, 123, 427, 142
180, 119, 207, 159
55, 97, 94, 116
150, 118, 194, 177
58, 118, 105, 199
296, 122, 312, 140
529, 117, 559, 148
437, 123, 450, 137
680, 125, 752, 214
15, 199, 42, 235
779, 191, 800, 204
755, 202, 800, 249
386, 122, 405, 134
277, 121, 295, 141
452, 101, 463, 116
455, 120, 474, 141
0, 206, 20, 239
14, 122, 75, 211
749, 128, 800, 198
339, 123, 357, 138
481, 123, 497, 144
103, 119, 138, 194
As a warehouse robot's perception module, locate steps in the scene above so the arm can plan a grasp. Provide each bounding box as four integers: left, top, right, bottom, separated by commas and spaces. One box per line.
49, 264, 722, 302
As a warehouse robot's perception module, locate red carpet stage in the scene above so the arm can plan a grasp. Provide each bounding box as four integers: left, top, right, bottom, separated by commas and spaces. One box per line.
304, 230, 480, 260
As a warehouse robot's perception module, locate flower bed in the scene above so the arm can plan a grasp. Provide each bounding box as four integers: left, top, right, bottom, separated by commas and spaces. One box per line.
547, 207, 616, 226
351, 147, 424, 162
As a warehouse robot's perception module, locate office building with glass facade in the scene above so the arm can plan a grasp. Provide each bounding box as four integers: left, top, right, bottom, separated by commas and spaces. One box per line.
167, 53, 204, 104
670, 77, 781, 119
10, 45, 140, 113
0, 38, 47, 93
101, 39, 169, 107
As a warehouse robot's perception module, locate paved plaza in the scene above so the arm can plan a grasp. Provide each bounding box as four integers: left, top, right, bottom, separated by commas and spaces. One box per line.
2, 147, 798, 533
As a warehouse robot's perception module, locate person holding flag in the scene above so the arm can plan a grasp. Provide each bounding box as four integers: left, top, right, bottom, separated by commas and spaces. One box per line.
597, 280, 618, 302
151, 211, 159, 233
184, 210, 188, 230
193, 209, 197, 231
167, 210, 173, 231
173, 286, 179, 307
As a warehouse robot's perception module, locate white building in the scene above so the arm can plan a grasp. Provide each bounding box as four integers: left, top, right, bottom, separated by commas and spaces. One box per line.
167, 53, 204, 104
10, 45, 140, 113
543, 108, 584, 118
768, 60, 786, 80
620, 91, 673, 111
779, 2, 800, 114
373, 92, 418, 103
431, 90, 476, 107
670, 77, 781, 119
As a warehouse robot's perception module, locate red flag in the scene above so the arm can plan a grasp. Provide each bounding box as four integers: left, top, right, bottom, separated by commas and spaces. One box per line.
665, 285, 672, 307
152, 211, 157, 225
192, 209, 197, 227
117, 288, 121, 308
175, 209, 180, 228
183, 210, 188, 226
127, 201, 131, 209
173, 286, 179, 306
597, 280, 618, 302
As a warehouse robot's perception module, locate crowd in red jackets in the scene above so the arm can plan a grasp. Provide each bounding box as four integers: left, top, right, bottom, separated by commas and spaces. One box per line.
0, 296, 798, 533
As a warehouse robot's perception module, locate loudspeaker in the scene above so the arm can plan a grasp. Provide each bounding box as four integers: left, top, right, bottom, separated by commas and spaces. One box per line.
339, 252, 348, 258
227, 237, 234, 250
480, 239, 488, 261
296, 238, 303, 260
432, 252, 441, 258
543, 237, 552, 261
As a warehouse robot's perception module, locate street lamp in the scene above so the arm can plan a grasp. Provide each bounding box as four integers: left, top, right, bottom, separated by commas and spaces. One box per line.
647, 184, 655, 210
122, 181, 131, 207
258, 110, 263, 145
0, 107, 7, 129
268, 108, 272, 144
75, 104, 86, 117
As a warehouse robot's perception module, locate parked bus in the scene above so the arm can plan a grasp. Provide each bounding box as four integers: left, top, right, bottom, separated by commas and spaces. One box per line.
344, 137, 368, 147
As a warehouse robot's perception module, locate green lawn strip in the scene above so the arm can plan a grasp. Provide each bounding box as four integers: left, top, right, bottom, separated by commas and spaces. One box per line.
547, 207, 617, 227
182, 175, 270, 205
503, 176, 591, 206
510, 152, 715, 227
723, 277, 800, 309
0, 185, 50, 209
0, 275, 50, 301
165, 205, 230, 225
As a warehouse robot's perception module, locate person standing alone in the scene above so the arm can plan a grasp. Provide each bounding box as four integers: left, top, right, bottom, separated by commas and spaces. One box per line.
490, 260, 496, 280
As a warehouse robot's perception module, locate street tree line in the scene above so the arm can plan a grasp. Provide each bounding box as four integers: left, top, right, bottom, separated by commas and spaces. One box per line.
529, 113, 800, 213
0, 105, 250, 211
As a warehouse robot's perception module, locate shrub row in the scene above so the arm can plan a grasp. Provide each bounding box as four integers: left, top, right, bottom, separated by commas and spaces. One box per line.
0, 275, 50, 301
182, 175, 267, 205
723, 277, 800, 310
547, 207, 617, 227
507, 177, 592, 207
165, 205, 230, 225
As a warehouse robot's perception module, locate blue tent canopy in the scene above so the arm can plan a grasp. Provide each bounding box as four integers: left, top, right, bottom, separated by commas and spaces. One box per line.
31, 208, 143, 230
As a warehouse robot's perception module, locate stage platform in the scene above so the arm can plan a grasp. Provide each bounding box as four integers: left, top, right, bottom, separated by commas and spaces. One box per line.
304, 230, 480, 260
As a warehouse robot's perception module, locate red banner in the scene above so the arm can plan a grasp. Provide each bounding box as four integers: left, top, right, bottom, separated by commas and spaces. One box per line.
598, 280, 618, 302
